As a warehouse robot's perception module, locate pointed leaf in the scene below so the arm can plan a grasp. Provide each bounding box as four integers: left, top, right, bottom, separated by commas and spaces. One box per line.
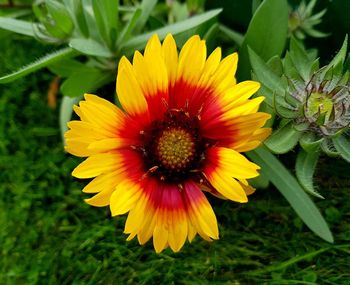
296, 150, 324, 199
328, 35, 348, 68
247, 146, 333, 243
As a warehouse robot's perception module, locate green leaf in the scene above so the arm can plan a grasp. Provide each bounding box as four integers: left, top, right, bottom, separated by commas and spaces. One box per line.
116, 8, 142, 46
248, 47, 285, 98
218, 24, 244, 46
238, 0, 288, 80
92, 0, 119, 49
134, 0, 158, 33
60, 95, 82, 143
300, 133, 323, 153
60, 68, 114, 98
45, 0, 74, 35
121, 9, 222, 51
63, 0, 89, 38
266, 55, 283, 76
296, 150, 324, 199
288, 37, 312, 81
69, 38, 113, 58
252, 0, 262, 14
328, 35, 348, 68
0, 47, 77, 84
247, 146, 333, 243
333, 135, 350, 163
264, 122, 301, 154
48, 59, 86, 78
0, 17, 37, 37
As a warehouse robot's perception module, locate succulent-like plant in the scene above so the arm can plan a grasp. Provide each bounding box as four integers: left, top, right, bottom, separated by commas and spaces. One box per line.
250, 36, 350, 198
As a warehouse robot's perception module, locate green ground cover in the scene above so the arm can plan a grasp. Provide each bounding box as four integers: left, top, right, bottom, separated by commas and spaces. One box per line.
1, 35, 350, 285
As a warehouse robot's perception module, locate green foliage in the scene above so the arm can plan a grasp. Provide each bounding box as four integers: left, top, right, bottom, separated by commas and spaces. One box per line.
1, 0, 349, 272
296, 150, 324, 199
238, 0, 289, 80
248, 147, 333, 243
265, 122, 301, 154
1, 38, 349, 282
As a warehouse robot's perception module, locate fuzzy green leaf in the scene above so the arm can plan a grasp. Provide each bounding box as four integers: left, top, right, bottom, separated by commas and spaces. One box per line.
264, 122, 301, 154
0, 47, 77, 84
247, 146, 333, 243
296, 150, 324, 199
333, 135, 350, 163
238, 0, 288, 80
300, 133, 323, 153
69, 38, 113, 58
121, 9, 222, 51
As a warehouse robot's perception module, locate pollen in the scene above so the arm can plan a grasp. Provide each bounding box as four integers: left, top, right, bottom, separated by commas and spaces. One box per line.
157, 128, 195, 170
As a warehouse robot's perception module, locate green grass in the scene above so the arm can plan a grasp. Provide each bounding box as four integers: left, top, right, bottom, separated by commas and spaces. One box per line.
0, 36, 350, 285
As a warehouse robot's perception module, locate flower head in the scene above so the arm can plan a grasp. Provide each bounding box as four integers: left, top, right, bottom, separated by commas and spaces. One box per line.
65, 34, 271, 252
275, 36, 350, 158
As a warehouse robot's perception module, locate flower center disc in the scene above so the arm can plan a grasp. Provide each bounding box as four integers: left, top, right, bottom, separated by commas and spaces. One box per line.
157, 128, 195, 170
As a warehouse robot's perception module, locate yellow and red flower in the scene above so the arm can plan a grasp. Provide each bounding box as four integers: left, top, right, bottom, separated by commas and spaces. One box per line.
65, 34, 271, 253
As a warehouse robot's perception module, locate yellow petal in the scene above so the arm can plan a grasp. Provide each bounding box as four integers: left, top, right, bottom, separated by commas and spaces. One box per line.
110, 180, 142, 216
153, 211, 169, 253
162, 34, 178, 85
198, 47, 222, 87
72, 153, 121, 179
210, 53, 238, 93
177, 35, 206, 85
116, 56, 148, 116
83, 170, 123, 194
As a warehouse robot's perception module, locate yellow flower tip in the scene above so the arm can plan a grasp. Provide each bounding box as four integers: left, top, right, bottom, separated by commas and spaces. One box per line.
118, 56, 131, 71
238, 194, 249, 203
